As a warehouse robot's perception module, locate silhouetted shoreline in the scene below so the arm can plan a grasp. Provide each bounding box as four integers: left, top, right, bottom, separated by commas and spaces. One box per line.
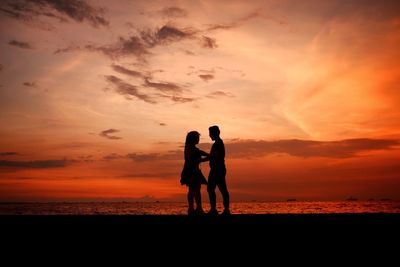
2, 214, 399, 255
2, 213, 399, 236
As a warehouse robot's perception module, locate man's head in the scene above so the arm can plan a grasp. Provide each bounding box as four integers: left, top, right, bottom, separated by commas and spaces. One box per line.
209, 125, 220, 141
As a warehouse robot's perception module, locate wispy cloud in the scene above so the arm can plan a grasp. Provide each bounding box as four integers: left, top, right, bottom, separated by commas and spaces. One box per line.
99, 128, 122, 140
54, 10, 261, 62
0, 159, 69, 169
144, 78, 183, 93
105, 75, 157, 104
226, 138, 400, 159
99, 138, 399, 164
157, 94, 196, 103
111, 65, 184, 95
111, 64, 143, 78
0, 152, 19, 156
8, 40, 33, 49
119, 172, 177, 178
95, 37, 149, 59
55, 37, 150, 61
103, 153, 124, 160
55, 24, 200, 60
54, 45, 81, 54
23, 81, 37, 87
205, 11, 260, 31
206, 90, 235, 98
105, 74, 195, 104
198, 74, 214, 82
103, 150, 182, 162
0, 0, 109, 27
127, 151, 181, 162
200, 36, 217, 49
183, 50, 195, 55
140, 25, 195, 47
158, 6, 188, 19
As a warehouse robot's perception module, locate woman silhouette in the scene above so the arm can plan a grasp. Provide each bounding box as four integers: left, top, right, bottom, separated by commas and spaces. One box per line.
180, 131, 209, 215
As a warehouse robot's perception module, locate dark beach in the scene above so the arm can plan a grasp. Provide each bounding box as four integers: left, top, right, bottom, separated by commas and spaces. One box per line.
2, 213, 399, 239
2, 213, 399, 261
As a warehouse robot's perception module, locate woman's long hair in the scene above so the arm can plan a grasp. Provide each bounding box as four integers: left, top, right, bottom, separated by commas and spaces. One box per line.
185, 131, 200, 147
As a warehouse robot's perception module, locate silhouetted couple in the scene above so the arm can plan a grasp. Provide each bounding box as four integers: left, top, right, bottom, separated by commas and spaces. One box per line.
180, 125, 230, 216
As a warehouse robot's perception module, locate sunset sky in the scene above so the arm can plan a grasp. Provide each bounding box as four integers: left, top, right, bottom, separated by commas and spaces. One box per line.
0, 0, 399, 202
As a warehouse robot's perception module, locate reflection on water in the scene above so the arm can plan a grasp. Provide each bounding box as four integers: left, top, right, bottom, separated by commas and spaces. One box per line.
0, 201, 399, 215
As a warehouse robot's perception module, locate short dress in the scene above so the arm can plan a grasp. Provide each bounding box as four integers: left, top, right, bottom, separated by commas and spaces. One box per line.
180, 146, 207, 186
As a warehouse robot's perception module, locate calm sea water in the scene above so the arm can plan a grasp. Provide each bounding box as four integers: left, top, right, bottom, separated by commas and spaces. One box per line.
0, 201, 399, 215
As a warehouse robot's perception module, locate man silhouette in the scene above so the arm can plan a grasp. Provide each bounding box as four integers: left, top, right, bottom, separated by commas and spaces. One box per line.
207, 125, 230, 215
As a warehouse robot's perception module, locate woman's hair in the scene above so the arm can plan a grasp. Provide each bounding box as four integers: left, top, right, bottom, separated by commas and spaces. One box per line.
185, 131, 200, 146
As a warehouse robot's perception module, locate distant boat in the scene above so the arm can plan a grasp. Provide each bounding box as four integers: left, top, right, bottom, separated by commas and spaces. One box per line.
380, 198, 392, 201
286, 198, 297, 202
346, 197, 358, 201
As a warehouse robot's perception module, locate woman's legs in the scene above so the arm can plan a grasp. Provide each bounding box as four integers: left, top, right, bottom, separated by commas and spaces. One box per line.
187, 187, 195, 214
188, 184, 204, 214
194, 186, 203, 212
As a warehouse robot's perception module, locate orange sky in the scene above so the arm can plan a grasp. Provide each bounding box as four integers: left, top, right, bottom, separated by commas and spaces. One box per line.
0, 0, 399, 201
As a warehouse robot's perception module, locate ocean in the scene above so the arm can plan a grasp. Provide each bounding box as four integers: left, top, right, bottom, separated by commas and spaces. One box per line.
1, 200, 399, 215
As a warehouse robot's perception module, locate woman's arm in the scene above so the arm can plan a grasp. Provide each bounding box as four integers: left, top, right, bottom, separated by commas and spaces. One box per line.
199, 149, 210, 162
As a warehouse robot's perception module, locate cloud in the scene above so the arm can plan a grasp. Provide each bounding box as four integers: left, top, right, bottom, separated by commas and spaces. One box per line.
103, 150, 182, 162
157, 94, 196, 103
0, 152, 19, 156
0, 159, 69, 169
198, 74, 215, 82
100, 138, 398, 164
55, 37, 150, 60
98, 37, 149, 59
105, 75, 156, 104
187, 68, 215, 78
200, 36, 217, 49
8, 40, 33, 49
206, 11, 260, 31
126, 153, 159, 162
111, 64, 143, 78
144, 78, 183, 93
216, 66, 246, 77
105, 75, 194, 104
206, 91, 235, 98
225, 138, 400, 159
23, 81, 37, 87
43, 0, 108, 27
119, 172, 177, 178
127, 150, 182, 162
158, 7, 188, 18
140, 25, 195, 47
103, 153, 124, 160
53, 45, 81, 54
139, 71, 186, 94
0, 0, 108, 28
183, 50, 195, 55
56, 24, 196, 59
99, 128, 122, 140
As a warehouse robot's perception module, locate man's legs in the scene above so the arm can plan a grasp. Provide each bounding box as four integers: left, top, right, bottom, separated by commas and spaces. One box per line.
207, 180, 217, 211
217, 181, 230, 212
217, 168, 230, 214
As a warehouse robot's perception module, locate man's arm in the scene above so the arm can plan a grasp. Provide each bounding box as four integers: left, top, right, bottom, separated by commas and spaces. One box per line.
199, 149, 210, 162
